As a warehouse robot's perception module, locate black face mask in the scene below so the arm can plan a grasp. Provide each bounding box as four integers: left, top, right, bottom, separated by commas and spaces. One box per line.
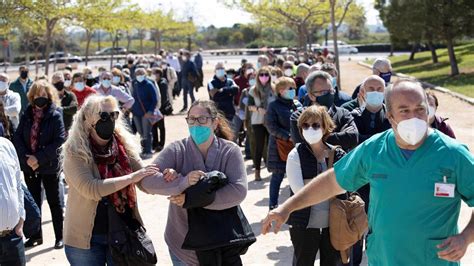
20, 71, 28, 79
54, 82, 64, 91
315, 93, 335, 109
34, 97, 49, 108
128, 60, 134, 64
95, 118, 115, 140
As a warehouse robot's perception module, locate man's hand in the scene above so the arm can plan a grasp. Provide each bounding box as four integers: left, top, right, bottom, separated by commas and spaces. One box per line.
15, 218, 24, 237
437, 234, 469, 262
168, 194, 185, 207
186, 170, 205, 186
261, 205, 290, 235
163, 168, 178, 182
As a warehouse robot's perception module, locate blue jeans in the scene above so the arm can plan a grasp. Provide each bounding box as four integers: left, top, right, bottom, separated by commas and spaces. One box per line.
169, 248, 187, 266
65, 234, 114, 266
0, 231, 25, 266
269, 172, 285, 208
181, 78, 195, 109
133, 115, 152, 154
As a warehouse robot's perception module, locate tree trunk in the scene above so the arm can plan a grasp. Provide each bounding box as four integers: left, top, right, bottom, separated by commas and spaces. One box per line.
25, 38, 30, 65
390, 42, 394, 57
297, 25, 306, 51
330, 0, 341, 89
97, 30, 101, 51
126, 31, 131, 51
34, 49, 39, 76
43, 24, 54, 75
427, 41, 438, 64
409, 43, 417, 61
158, 33, 162, 51
110, 32, 116, 69
85, 31, 92, 66
446, 37, 459, 76
153, 31, 158, 55
139, 30, 144, 54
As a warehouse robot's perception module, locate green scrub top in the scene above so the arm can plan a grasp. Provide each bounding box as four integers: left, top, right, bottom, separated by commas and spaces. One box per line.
334, 129, 474, 266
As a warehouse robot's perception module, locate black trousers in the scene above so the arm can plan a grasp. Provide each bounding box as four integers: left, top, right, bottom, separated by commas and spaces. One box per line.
251, 124, 268, 170
152, 118, 165, 149
24, 173, 63, 241
195, 244, 248, 266
289, 227, 340, 266
0, 232, 25, 266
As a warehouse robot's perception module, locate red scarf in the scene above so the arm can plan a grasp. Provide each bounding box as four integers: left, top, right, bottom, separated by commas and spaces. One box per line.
90, 134, 136, 213
30, 107, 44, 153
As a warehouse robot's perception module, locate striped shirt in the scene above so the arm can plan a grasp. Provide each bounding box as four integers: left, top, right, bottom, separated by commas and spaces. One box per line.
0, 137, 25, 231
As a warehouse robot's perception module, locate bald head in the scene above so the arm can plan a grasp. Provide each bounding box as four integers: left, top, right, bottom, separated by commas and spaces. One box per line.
385, 80, 427, 114
215, 62, 225, 70
362, 75, 385, 93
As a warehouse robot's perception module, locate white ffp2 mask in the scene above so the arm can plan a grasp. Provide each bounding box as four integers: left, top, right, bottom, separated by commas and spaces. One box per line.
396, 117, 428, 145
302, 128, 323, 144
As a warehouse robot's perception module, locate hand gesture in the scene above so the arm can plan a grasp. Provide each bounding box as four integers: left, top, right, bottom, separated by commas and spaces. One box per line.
186, 170, 205, 186
261, 206, 290, 235
168, 194, 185, 207
437, 234, 470, 262
163, 168, 178, 182
131, 164, 160, 183
26, 155, 39, 170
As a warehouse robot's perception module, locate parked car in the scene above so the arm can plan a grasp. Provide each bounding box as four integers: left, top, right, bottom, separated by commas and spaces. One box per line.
95, 47, 128, 55
320, 40, 358, 54
48, 52, 82, 63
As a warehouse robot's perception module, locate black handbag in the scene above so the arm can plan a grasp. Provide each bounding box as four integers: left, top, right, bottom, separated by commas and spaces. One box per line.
160, 100, 173, 116
107, 203, 157, 266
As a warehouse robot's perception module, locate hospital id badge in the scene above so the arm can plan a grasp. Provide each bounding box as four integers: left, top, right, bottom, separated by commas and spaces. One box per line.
434, 183, 455, 198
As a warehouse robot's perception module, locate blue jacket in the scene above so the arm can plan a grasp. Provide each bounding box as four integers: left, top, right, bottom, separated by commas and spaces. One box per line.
265, 96, 302, 174
131, 79, 158, 117
208, 76, 238, 120
13, 104, 65, 175
194, 53, 203, 70
181, 60, 198, 82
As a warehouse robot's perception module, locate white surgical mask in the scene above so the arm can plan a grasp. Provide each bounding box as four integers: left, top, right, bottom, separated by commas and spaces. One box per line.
101, 80, 111, 88
64, 80, 71, 87
284, 69, 293, 77
395, 117, 428, 146
428, 106, 436, 120
112, 76, 121, 85
216, 69, 226, 78
0, 81, 8, 92
302, 127, 323, 144
366, 91, 384, 107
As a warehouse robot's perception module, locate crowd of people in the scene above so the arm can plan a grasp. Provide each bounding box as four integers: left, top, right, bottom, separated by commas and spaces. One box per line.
0, 46, 472, 266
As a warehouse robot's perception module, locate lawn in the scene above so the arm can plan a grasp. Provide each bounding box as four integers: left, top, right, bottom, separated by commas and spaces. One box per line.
366, 43, 474, 98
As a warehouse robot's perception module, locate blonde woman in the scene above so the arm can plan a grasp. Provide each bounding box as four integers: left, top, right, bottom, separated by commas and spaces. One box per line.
13, 80, 65, 249
61, 95, 159, 265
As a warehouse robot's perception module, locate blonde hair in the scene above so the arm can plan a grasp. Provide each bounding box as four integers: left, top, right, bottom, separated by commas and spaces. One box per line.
298, 105, 335, 141
60, 95, 140, 165
27, 80, 60, 106
275, 77, 296, 94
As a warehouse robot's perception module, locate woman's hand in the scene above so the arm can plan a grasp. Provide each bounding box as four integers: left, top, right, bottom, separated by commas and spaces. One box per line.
131, 164, 160, 183
163, 168, 178, 182
186, 170, 205, 186
26, 155, 38, 169
168, 194, 185, 207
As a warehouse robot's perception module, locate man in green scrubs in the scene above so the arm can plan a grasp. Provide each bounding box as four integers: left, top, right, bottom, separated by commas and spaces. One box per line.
261, 80, 474, 265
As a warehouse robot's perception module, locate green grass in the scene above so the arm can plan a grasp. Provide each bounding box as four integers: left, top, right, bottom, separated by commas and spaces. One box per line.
366, 43, 474, 98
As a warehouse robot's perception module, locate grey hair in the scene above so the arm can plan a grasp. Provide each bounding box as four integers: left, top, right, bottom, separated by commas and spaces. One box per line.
99, 71, 112, 80
305, 71, 333, 91
296, 63, 310, 76
51, 71, 64, 82
308, 64, 321, 73
215, 62, 225, 70
134, 67, 146, 75
385, 79, 427, 113
0, 73, 9, 82
372, 58, 392, 71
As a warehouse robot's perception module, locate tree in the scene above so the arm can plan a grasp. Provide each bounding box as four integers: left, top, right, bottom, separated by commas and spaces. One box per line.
345, 4, 367, 40
227, 0, 330, 50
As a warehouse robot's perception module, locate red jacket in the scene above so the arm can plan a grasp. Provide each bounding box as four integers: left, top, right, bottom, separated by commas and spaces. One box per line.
233, 75, 249, 106
73, 86, 97, 107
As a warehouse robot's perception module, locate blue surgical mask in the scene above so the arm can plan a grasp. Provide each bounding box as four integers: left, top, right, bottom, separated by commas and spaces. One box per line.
332, 77, 337, 89
216, 69, 226, 78
136, 75, 145, 82
379, 72, 392, 84
249, 79, 256, 87
228, 74, 234, 79
74, 82, 85, 91
283, 88, 295, 100
112, 76, 121, 85
101, 80, 111, 88
366, 91, 384, 107
189, 125, 212, 145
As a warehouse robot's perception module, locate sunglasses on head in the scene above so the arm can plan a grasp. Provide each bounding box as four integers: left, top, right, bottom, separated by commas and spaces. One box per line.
99, 111, 119, 121
301, 122, 321, 130
259, 73, 270, 77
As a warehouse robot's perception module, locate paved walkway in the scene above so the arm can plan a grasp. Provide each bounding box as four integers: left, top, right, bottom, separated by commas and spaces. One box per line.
24, 59, 474, 265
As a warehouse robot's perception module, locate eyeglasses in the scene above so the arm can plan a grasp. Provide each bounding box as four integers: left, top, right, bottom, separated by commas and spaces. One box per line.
99, 111, 119, 121
301, 123, 321, 130
259, 73, 270, 77
185, 116, 214, 125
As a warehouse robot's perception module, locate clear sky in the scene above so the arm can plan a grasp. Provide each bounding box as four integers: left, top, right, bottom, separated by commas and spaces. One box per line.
132, 0, 380, 28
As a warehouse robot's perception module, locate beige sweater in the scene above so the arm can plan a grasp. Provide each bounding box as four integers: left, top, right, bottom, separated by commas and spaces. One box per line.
63, 152, 143, 249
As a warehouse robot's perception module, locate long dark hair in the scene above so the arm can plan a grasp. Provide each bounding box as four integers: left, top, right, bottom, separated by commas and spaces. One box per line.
188, 100, 234, 141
